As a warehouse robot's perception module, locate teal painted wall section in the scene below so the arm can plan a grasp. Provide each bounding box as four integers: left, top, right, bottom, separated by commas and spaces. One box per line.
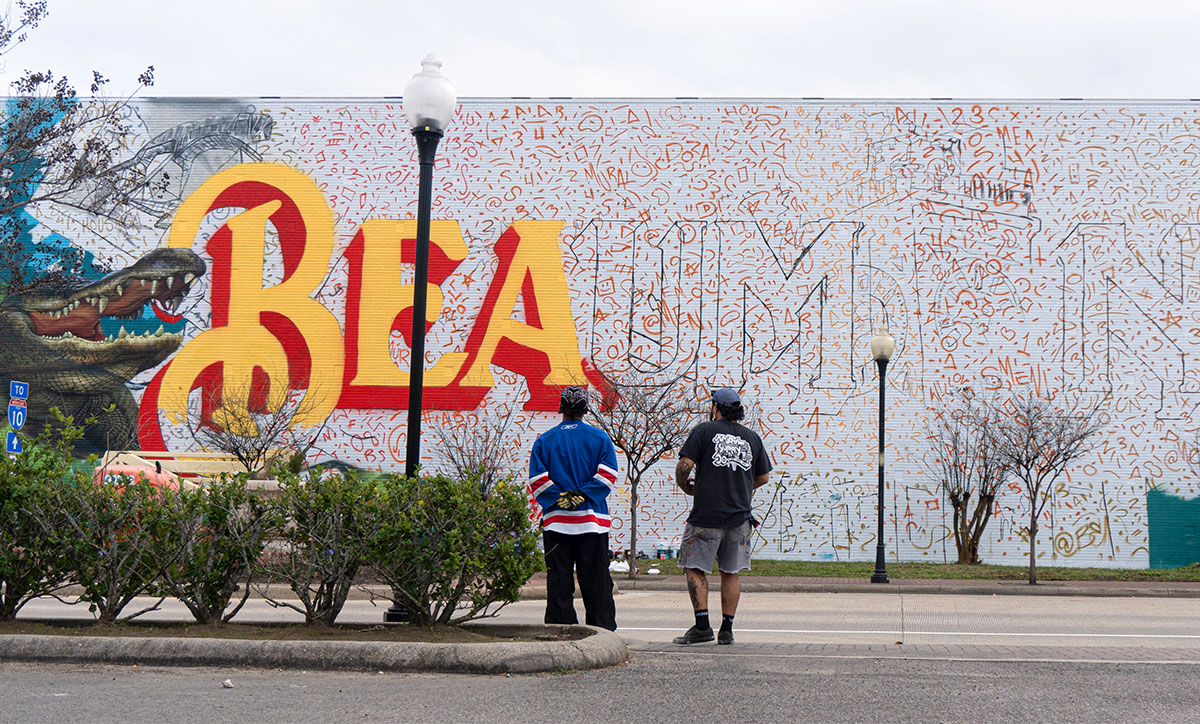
1147, 489, 1200, 569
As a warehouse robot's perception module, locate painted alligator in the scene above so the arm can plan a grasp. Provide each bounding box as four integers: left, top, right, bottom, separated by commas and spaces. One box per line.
0, 248, 205, 453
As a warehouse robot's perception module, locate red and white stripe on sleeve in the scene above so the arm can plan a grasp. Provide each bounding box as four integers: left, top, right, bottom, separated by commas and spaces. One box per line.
594, 463, 617, 491
529, 471, 554, 498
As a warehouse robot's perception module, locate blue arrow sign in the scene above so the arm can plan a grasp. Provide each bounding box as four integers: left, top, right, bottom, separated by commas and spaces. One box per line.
5, 431, 21, 454
9, 381, 28, 400
8, 404, 25, 431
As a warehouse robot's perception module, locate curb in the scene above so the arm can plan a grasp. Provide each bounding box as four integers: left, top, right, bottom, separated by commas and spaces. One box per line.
0, 623, 627, 674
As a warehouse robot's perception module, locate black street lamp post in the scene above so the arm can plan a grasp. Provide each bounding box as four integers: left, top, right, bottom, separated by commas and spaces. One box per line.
870, 325, 895, 584
387, 54, 456, 624
400, 54, 456, 481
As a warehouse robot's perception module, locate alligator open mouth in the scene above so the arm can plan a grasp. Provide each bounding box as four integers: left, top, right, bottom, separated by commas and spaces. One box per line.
17, 248, 206, 349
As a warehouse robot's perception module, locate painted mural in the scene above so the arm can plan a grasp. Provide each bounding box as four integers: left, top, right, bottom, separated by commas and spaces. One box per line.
5, 97, 1200, 568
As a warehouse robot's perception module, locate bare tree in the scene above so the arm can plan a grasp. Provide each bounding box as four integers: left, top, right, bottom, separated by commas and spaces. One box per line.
925, 390, 1006, 564
989, 390, 1104, 584
0, 1, 161, 297
432, 404, 519, 490
180, 375, 333, 475
587, 365, 702, 578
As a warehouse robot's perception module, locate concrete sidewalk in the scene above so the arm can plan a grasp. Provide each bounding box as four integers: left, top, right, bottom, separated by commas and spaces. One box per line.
520, 572, 1200, 599
6, 574, 1195, 677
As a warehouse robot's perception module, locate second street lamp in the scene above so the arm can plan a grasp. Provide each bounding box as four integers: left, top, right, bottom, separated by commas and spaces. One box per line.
870, 324, 895, 584
401, 54, 456, 481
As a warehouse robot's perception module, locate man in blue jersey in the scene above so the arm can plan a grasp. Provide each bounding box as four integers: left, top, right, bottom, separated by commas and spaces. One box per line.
528, 386, 619, 631
673, 387, 771, 645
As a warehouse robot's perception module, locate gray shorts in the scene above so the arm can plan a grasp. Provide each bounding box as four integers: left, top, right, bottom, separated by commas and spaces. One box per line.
678, 520, 753, 574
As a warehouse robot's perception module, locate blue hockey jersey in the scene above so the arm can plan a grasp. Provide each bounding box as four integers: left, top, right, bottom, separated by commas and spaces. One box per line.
528, 420, 619, 535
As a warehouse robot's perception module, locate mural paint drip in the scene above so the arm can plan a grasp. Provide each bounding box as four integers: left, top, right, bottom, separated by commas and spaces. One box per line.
7, 98, 1200, 568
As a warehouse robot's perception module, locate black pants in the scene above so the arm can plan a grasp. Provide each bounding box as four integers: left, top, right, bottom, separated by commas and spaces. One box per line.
542, 530, 617, 631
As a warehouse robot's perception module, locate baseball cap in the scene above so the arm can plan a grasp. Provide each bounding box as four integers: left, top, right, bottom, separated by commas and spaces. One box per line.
560, 385, 589, 412
712, 387, 741, 406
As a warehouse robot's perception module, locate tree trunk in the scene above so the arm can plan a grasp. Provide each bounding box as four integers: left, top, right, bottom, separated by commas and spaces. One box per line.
964, 492, 994, 565
950, 495, 970, 564
626, 484, 638, 579
1028, 502, 1038, 585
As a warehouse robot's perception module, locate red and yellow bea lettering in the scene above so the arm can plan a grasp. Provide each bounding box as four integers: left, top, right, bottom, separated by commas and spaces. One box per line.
339, 218, 582, 410
156, 164, 344, 434
138, 162, 584, 448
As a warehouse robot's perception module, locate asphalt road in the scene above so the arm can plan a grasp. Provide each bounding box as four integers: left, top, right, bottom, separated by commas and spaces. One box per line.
5, 590, 1200, 723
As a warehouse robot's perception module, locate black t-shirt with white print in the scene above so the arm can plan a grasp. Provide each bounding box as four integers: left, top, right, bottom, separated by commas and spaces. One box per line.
679, 418, 772, 528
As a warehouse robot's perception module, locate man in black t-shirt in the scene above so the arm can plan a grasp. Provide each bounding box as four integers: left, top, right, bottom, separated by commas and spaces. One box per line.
673, 387, 771, 645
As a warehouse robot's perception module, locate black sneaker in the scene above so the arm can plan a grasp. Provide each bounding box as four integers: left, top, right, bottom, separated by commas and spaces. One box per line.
673, 625, 715, 645
717, 629, 734, 645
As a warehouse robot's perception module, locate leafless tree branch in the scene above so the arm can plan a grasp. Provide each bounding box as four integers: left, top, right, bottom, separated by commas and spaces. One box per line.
180, 374, 333, 476
587, 364, 703, 577
432, 404, 519, 490
925, 389, 1006, 564
987, 390, 1104, 584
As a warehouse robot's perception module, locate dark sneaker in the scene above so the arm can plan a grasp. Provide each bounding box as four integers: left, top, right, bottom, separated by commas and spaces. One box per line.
717, 629, 734, 645
673, 625, 715, 645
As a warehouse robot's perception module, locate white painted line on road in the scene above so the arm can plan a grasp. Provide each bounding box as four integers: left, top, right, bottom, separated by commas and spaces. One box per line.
619, 627, 1200, 640
634, 650, 1200, 665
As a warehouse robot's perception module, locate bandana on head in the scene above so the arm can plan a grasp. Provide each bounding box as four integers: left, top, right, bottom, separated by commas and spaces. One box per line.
560, 385, 589, 412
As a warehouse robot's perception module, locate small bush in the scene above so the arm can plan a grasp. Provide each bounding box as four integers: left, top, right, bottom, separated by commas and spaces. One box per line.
255, 469, 369, 625
156, 474, 271, 624
0, 414, 82, 621
365, 473, 540, 626
48, 473, 189, 623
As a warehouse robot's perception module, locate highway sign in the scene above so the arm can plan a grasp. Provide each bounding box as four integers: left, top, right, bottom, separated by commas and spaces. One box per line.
9, 381, 28, 400
8, 404, 25, 431
5, 431, 21, 454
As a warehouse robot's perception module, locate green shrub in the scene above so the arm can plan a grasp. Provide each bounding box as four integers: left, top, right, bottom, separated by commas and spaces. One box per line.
156, 474, 271, 624
255, 469, 369, 625
0, 414, 82, 621
365, 472, 540, 626
48, 472, 189, 623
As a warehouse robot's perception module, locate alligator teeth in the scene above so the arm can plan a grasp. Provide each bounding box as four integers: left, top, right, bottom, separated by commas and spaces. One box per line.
97, 297, 108, 315
118, 326, 128, 339
150, 280, 158, 294
62, 331, 73, 338
139, 279, 148, 287
154, 325, 164, 337
115, 284, 124, 298
184, 273, 196, 285
166, 276, 175, 289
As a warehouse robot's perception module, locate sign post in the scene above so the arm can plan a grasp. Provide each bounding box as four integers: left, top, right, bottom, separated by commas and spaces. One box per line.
7, 380, 28, 455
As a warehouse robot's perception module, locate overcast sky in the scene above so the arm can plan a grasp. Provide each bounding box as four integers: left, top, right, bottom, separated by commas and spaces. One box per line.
10, 0, 1200, 99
